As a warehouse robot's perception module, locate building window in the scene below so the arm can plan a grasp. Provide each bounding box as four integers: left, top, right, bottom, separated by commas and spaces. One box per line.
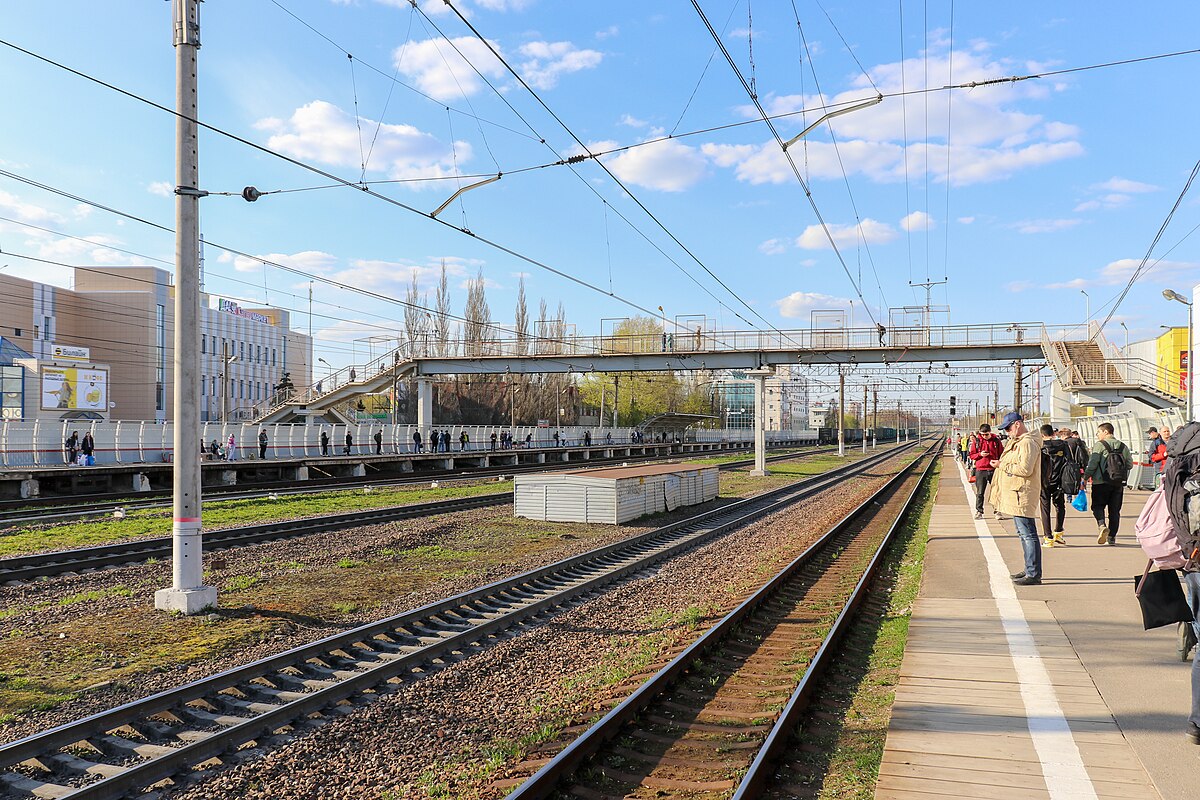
239, 341, 244, 361
212, 335, 217, 354
256, 344, 261, 364
201, 375, 206, 396
271, 348, 277, 367
201, 336, 206, 354
155, 304, 166, 412
0, 366, 24, 420
13, 328, 20, 337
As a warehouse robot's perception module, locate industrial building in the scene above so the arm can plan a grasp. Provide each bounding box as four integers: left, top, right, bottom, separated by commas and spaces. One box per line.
0, 266, 311, 423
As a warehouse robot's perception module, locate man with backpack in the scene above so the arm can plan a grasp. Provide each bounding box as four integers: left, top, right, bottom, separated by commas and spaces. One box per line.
1084, 422, 1134, 545
1039, 424, 1070, 546
968, 423, 1003, 520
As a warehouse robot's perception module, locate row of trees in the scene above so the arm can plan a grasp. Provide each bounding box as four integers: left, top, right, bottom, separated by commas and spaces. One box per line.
375, 267, 712, 427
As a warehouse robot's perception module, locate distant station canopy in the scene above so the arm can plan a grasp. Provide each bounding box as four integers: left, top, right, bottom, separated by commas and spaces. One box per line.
636, 413, 718, 433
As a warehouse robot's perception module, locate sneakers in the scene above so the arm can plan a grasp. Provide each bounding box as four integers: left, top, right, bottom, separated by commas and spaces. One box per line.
1011, 570, 1028, 580
1096, 524, 1109, 545
1053, 532, 1067, 545
1188, 722, 1200, 745
1041, 537, 1057, 548
1013, 575, 1042, 586
974, 511, 984, 520
994, 513, 1007, 521
1106, 537, 1116, 546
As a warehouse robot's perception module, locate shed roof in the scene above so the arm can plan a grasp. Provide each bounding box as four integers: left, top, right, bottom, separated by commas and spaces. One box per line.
561, 462, 714, 479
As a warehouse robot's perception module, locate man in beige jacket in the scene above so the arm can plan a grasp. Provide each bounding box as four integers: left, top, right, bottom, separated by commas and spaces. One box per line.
989, 412, 1044, 585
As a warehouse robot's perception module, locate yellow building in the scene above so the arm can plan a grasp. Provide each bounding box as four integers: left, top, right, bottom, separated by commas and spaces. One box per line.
1156, 326, 1188, 397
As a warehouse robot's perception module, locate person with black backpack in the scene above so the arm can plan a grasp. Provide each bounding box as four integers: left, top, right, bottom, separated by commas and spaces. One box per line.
1039, 424, 1070, 546
1160, 421, 1200, 743
1083, 422, 1133, 545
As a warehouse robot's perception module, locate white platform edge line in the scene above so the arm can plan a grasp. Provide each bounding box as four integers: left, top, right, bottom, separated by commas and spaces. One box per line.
954, 457, 1100, 800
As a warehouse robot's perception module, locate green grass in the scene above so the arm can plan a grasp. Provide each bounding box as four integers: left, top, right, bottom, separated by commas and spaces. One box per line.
0, 481, 507, 558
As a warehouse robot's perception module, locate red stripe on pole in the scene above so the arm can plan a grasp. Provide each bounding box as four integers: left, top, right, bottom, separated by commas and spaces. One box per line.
173, 517, 201, 523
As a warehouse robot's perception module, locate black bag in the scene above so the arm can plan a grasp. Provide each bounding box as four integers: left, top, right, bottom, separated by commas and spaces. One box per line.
1101, 440, 1130, 484
1134, 561, 1194, 630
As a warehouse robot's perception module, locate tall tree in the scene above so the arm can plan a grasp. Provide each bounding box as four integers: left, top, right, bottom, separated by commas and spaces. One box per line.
463, 268, 491, 356
434, 260, 451, 356
514, 276, 529, 356
403, 272, 425, 356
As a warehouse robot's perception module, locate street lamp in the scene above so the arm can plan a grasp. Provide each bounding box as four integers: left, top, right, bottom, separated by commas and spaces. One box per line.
1080, 289, 1090, 327
1163, 288, 1193, 421
1119, 322, 1129, 351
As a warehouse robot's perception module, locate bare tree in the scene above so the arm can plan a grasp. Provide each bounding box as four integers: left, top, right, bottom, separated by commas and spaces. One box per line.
463, 268, 492, 357
403, 272, 425, 356
515, 276, 529, 356
434, 260, 451, 356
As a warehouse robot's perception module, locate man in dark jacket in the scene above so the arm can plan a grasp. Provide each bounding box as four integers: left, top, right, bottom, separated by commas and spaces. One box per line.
373, 429, 383, 455
258, 429, 269, 460
320, 430, 330, 456
1083, 422, 1133, 545
1039, 424, 1069, 546
968, 423, 1003, 519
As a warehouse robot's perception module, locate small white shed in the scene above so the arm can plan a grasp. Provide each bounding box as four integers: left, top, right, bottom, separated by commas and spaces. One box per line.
514, 462, 719, 524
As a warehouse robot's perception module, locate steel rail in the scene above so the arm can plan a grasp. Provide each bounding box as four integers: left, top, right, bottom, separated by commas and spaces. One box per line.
0, 447, 838, 582
503, 438, 938, 798
0, 442, 918, 799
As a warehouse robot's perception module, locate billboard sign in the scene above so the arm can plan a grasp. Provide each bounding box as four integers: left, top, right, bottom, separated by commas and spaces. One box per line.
50, 344, 90, 362
214, 297, 271, 325
41, 366, 108, 412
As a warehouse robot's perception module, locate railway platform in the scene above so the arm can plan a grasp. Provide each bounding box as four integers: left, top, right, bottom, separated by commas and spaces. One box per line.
0, 437, 810, 500
877, 454, 1193, 800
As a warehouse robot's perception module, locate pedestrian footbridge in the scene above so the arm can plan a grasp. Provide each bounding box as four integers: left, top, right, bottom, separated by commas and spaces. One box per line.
252, 321, 1183, 425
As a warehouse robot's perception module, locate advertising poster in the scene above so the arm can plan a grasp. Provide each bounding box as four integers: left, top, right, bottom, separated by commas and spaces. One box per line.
41, 366, 108, 411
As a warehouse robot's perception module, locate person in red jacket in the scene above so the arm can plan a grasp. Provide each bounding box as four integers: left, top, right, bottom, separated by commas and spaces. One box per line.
969, 423, 1004, 519
1150, 426, 1170, 483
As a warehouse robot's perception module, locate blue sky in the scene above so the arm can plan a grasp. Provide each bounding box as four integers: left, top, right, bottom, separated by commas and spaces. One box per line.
2, 0, 1199, 409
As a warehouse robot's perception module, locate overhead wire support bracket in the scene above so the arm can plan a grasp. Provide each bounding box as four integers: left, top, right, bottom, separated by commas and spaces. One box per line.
429, 173, 501, 219
782, 93, 883, 150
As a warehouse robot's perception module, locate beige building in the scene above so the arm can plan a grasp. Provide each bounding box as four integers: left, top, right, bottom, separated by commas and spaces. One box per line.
0, 266, 310, 422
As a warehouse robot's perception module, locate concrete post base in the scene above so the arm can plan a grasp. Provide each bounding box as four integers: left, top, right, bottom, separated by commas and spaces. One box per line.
19, 479, 39, 499
749, 469, 768, 477
154, 585, 217, 615
133, 474, 151, 492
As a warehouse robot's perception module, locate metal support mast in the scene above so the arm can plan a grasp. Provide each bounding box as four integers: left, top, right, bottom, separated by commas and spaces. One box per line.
156, 0, 216, 614
837, 369, 845, 457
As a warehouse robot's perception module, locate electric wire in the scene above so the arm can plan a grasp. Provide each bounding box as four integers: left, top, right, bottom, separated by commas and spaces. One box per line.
689, 0, 880, 327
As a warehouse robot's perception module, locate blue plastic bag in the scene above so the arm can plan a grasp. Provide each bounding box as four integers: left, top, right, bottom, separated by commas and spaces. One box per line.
1071, 488, 1087, 512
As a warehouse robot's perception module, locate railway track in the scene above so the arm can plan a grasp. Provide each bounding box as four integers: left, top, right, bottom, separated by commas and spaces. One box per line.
0, 441, 920, 800
0, 444, 831, 527
0, 447, 844, 583
501, 439, 938, 799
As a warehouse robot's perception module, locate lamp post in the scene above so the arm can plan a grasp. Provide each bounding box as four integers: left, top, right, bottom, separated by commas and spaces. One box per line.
1163, 288, 1193, 421
1120, 322, 1129, 351
1080, 289, 1090, 327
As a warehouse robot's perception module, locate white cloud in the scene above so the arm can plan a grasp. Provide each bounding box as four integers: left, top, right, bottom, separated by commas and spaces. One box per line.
0, 190, 62, 224
147, 181, 173, 197
72, 204, 93, 220
1096, 177, 1159, 194
458, 276, 503, 290
900, 211, 934, 232
619, 113, 647, 128
1013, 218, 1080, 234
759, 238, 788, 255
231, 250, 339, 274
1045, 277, 1090, 289
258, 101, 468, 183
712, 44, 1084, 186
393, 36, 507, 102
775, 291, 853, 319
517, 41, 602, 90
590, 138, 708, 192
957, 216, 976, 224
1099, 258, 1200, 285
795, 218, 896, 250
596, 25, 619, 40
1006, 280, 1032, 292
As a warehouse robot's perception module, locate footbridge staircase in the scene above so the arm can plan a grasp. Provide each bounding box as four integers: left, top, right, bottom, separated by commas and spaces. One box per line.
1042, 323, 1184, 410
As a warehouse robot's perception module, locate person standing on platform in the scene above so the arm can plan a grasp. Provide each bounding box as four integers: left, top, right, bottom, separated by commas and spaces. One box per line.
373, 429, 383, 455
490, 431, 498, 451
1039, 424, 1069, 546
344, 431, 353, 456
989, 412, 1043, 586
968, 423, 1002, 520
1150, 426, 1171, 484
320, 430, 330, 456
1084, 422, 1133, 545
258, 429, 269, 460
81, 431, 95, 465
460, 431, 469, 451
412, 430, 422, 453
65, 430, 79, 466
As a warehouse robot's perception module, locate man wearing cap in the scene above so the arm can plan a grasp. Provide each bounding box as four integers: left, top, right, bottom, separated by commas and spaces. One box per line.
989, 412, 1044, 585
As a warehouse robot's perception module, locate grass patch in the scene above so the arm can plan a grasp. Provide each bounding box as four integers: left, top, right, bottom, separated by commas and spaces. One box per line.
0, 481, 508, 558
58, 586, 133, 606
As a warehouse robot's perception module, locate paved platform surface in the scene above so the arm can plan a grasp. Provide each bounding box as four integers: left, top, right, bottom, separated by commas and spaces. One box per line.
877, 452, 1195, 800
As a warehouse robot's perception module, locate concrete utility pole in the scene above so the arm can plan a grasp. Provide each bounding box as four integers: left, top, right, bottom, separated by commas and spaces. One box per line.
156, 0, 216, 615
837, 369, 846, 457
219, 341, 236, 423
748, 366, 772, 475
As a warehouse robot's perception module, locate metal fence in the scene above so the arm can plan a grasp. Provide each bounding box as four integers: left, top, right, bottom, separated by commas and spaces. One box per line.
0, 420, 817, 468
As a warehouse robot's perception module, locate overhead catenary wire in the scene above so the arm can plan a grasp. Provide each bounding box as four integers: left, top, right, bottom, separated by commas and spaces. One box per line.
432, 0, 777, 336
689, 0, 880, 328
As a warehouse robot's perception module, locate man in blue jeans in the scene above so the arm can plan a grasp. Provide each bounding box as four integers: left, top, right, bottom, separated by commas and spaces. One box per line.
989, 412, 1044, 585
